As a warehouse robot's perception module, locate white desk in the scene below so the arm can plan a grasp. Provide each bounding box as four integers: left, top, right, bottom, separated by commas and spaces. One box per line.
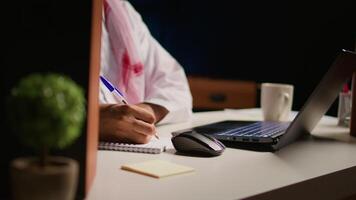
87, 109, 356, 200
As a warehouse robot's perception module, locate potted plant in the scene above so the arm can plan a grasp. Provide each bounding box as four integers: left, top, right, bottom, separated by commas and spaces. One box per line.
7, 73, 86, 200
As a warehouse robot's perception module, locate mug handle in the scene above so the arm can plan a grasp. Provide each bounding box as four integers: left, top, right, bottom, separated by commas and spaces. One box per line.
277, 92, 290, 121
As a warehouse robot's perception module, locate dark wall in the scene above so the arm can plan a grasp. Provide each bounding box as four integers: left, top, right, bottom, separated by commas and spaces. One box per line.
130, 0, 356, 115
1, 0, 93, 198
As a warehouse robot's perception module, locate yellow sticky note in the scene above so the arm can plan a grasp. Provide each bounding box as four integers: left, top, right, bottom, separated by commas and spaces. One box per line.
121, 160, 195, 178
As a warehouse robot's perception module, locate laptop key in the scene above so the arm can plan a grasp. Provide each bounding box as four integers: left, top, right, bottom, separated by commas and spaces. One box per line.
218, 121, 290, 138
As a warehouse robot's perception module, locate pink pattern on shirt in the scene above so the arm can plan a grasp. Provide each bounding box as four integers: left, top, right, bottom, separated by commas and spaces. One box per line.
104, 0, 143, 103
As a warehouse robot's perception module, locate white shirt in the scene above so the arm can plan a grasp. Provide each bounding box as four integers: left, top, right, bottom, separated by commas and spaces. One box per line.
100, 1, 192, 124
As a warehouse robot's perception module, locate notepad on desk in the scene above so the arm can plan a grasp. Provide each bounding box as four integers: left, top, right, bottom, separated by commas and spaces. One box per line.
98, 139, 166, 154
121, 160, 195, 178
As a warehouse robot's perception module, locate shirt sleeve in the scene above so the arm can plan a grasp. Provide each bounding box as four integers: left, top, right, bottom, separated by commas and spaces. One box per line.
123, 2, 193, 124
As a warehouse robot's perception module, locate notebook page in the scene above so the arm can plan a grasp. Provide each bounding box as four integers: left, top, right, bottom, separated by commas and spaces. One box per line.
98, 138, 166, 154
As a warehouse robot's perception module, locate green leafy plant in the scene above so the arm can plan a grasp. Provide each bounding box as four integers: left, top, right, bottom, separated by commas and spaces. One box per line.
8, 73, 86, 166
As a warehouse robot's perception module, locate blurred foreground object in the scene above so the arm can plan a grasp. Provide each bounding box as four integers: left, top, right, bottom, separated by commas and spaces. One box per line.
8, 73, 86, 200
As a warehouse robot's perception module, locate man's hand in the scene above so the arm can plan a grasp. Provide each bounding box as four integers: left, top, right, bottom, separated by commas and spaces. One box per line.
99, 104, 157, 144
135, 102, 168, 124
99, 103, 168, 144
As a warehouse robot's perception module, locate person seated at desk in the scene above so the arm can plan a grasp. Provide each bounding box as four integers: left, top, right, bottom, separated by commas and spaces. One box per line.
99, 0, 192, 144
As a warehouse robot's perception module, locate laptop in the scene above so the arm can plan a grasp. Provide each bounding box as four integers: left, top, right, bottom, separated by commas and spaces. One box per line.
173, 49, 356, 151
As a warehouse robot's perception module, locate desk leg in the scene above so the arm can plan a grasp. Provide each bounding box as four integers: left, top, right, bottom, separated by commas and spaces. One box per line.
350, 72, 356, 137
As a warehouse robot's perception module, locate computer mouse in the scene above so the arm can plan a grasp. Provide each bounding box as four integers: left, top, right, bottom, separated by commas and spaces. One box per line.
171, 131, 226, 156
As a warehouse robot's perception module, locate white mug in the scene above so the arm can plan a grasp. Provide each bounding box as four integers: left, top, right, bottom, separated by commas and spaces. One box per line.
261, 83, 294, 121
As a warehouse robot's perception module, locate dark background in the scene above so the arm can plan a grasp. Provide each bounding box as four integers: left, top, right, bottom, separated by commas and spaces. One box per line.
1, 0, 93, 198
0, 0, 355, 199
129, 0, 356, 115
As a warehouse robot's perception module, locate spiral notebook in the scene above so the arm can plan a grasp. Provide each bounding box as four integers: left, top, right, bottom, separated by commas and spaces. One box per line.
98, 139, 166, 154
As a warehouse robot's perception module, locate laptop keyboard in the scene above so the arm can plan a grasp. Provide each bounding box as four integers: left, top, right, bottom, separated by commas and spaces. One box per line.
215, 121, 290, 138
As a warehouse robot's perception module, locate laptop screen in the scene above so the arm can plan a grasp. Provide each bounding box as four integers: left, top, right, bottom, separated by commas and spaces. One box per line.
275, 49, 356, 149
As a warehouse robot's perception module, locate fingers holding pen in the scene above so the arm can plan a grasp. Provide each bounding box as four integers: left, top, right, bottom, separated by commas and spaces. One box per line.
120, 104, 157, 137
132, 119, 156, 137
120, 104, 156, 124
100, 104, 157, 144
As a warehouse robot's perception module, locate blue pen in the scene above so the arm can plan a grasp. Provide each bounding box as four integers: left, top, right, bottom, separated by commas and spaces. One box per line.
100, 75, 128, 105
